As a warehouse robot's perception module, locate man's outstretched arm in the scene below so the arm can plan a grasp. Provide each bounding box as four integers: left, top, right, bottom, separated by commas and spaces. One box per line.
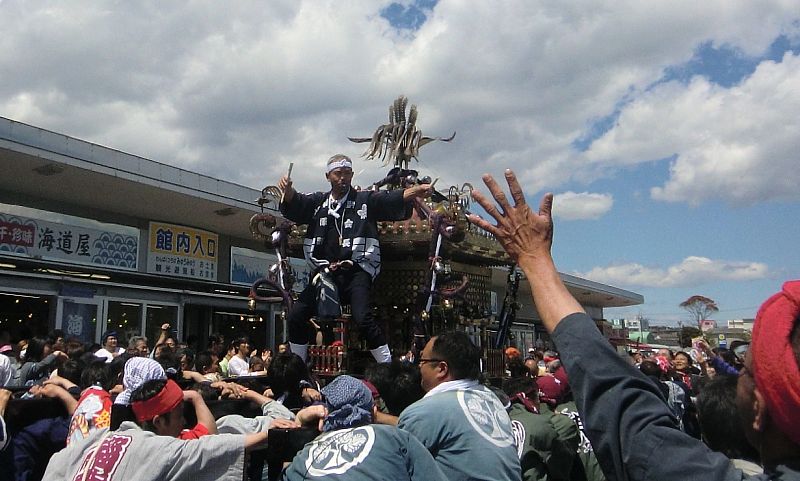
467, 169, 741, 481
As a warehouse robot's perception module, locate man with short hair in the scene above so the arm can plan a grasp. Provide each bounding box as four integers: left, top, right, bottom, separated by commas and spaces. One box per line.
397, 331, 521, 480
278, 154, 431, 363
468, 168, 800, 480
95, 331, 125, 363
228, 337, 251, 377
42, 379, 270, 481
128, 336, 149, 357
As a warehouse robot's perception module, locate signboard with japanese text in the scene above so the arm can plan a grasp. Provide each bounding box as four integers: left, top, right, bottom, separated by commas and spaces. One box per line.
230, 246, 310, 293
0, 211, 138, 271
147, 222, 218, 281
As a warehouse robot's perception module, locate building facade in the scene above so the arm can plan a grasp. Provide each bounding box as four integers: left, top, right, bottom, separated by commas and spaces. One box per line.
0, 116, 642, 353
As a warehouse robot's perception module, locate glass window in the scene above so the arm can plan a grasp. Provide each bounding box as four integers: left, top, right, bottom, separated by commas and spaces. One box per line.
106, 301, 142, 348
145, 305, 178, 348
61, 300, 99, 344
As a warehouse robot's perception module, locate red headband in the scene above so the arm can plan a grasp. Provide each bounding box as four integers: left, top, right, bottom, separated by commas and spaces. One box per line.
751, 280, 800, 445
131, 379, 184, 422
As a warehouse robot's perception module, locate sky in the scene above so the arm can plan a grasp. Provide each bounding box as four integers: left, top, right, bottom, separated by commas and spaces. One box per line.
1, 0, 799, 326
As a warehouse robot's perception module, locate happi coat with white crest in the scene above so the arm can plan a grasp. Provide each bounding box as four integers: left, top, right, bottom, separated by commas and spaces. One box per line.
280, 188, 412, 279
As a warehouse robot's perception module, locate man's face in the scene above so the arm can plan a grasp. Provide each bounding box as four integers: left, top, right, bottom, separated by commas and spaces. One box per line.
326, 167, 353, 197
135, 340, 149, 357
238, 341, 251, 356
105, 336, 117, 350
657, 348, 672, 360
419, 337, 446, 392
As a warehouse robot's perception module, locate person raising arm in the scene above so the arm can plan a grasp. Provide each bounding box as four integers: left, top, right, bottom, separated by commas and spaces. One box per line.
468, 170, 757, 481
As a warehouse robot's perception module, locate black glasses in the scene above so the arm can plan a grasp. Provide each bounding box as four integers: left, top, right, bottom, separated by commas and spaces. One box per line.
419, 358, 445, 365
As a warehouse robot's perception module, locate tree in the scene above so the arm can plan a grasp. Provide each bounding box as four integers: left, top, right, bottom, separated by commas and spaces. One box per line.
679, 295, 719, 330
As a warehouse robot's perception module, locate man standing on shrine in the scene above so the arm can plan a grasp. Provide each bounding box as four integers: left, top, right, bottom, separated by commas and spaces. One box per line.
278, 154, 431, 363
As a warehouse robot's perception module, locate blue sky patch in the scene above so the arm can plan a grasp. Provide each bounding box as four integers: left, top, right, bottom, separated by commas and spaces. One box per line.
381, 0, 438, 30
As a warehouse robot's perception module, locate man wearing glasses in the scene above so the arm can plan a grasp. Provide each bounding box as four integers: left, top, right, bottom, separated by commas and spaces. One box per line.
278, 154, 431, 363
397, 331, 521, 480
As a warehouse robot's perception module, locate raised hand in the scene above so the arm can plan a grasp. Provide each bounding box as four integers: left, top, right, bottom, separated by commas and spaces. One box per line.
467, 169, 554, 264
279, 175, 295, 203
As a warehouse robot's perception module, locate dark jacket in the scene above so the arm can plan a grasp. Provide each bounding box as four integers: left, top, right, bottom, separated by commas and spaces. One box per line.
551, 312, 789, 481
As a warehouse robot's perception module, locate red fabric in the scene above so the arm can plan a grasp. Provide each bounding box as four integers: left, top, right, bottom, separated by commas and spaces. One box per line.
510, 391, 539, 414
179, 422, 210, 440
361, 379, 381, 401
67, 387, 113, 445
751, 280, 800, 446
131, 379, 183, 422
654, 356, 671, 374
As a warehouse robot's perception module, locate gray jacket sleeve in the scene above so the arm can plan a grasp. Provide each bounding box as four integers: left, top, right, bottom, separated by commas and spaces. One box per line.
551, 313, 750, 481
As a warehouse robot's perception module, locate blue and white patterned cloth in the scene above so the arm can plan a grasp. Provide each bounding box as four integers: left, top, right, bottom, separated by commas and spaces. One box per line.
321, 375, 373, 432
114, 357, 167, 405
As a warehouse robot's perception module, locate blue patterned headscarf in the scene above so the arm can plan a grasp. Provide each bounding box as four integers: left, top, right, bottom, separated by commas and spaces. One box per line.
321, 375, 373, 432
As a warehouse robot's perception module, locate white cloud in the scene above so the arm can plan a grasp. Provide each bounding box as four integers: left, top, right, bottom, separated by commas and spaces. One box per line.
576, 256, 769, 288
552, 191, 613, 220
0, 0, 797, 199
585, 52, 800, 205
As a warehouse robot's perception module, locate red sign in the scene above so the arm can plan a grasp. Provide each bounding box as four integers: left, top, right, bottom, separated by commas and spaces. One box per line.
0, 221, 35, 247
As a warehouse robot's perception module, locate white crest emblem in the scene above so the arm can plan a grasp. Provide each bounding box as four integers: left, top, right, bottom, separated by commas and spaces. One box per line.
357, 204, 367, 220
342, 239, 351, 248
66, 313, 84, 336
346, 201, 356, 208
344, 219, 354, 229
511, 419, 525, 458
304, 426, 375, 476
319, 217, 327, 227
457, 389, 514, 447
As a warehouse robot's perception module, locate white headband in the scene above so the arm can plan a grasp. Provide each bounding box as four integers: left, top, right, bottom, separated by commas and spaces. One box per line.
327, 158, 353, 173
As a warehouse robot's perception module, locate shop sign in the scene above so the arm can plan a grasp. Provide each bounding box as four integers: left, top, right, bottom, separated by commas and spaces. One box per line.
0, 212, 138, 270
147, 222, 218, 281
230, 246, 310, 293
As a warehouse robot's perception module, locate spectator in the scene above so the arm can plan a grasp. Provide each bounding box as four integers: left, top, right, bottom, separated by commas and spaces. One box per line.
523, 357, 539, 378
673, 350, 702, 394
0, 352, 12, 387
94, 331, 125, 363
14, 336, 67, 386
0, 388, 9, 452
128, 336, 149, 357
228, 338, 251, 377
218, 341, 236, 378
696, 375, 762, 475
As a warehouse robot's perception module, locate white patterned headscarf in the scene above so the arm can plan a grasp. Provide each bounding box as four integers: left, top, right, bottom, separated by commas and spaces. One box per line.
114, 357, 166, 405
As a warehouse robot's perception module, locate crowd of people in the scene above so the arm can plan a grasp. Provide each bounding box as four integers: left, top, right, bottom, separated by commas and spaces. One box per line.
0, 167, 797, 481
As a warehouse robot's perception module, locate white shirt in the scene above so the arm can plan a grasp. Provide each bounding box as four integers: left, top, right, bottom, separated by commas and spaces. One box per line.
94, 347, 125, 363
227, 355, 250, 377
